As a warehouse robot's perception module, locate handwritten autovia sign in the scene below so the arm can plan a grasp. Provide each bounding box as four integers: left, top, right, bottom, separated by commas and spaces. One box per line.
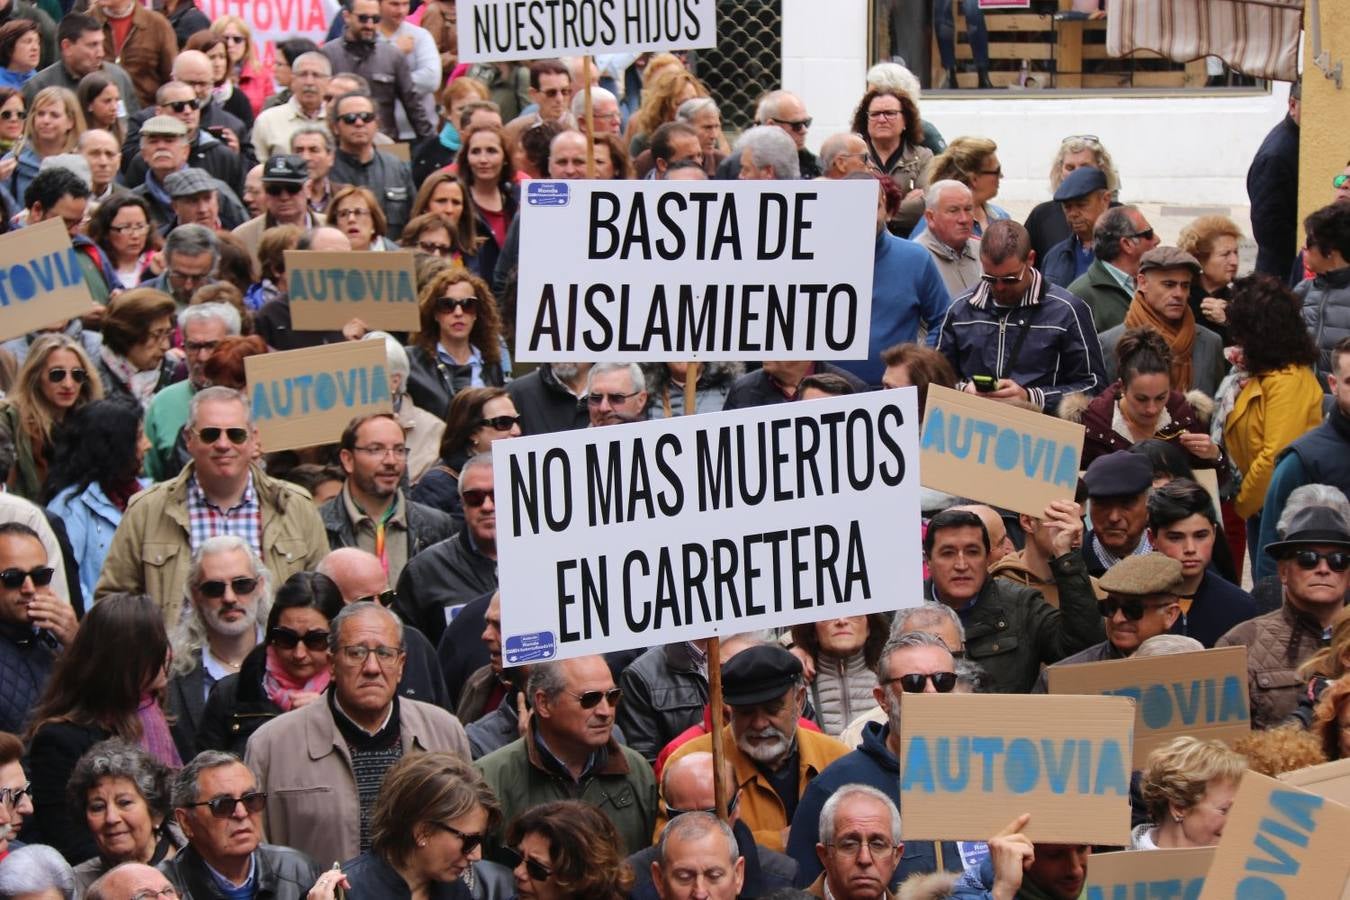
0, 218, 97, 343
285, 250, 420, 332
1085, 848, 1214, 900
244, 340, 392, 452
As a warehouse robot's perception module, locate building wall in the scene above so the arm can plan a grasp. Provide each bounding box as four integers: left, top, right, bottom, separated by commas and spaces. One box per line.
1298, 6, 1350, 227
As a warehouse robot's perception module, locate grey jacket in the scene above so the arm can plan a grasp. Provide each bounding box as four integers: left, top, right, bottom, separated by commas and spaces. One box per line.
1298, 266, 1350, 386
330, 147, 416, 239
321, 35, 434, 140
808, 650, 877, 738
1099, 320, 1226, 397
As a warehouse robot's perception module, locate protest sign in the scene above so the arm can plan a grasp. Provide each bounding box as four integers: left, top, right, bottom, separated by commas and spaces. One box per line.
1085, 849, 1214, 900
515, 180, 877, 362
198, 0, 339, 65
919, 385, 1084, 517
1197, 771, 1350, 900
458, 0, 716, 63
244, 341, 392, 452
1281, 757, 1350, 808
1046, 646, 1250, 768
285, 251, 420, 332
898, 693, 1134, 844
495, 389, 923, 664
0, 218, 98, 343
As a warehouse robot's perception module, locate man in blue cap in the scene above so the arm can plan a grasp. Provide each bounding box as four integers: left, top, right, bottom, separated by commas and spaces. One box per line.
1081, 450, 1155, 577
1040, 166, 1112, 289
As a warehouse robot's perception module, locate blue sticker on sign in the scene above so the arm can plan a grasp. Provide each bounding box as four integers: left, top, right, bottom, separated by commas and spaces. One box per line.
505, 632, 557, 664
527, 182, 569, 207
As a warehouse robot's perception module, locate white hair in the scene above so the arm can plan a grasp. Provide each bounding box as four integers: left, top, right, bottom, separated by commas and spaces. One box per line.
866, 62, 922, 103
586, 361, 645, 394
733, 126, 799, 179
0, 844, 75, 900
1277, 484, 1350, 537
571, 85, 618, 118
1134, 634, 1205, 658
179, 302, 242, 336
171, 535, 274, 676
819, 784, 901, 844
363, 330, 410, 382
924, 179, 972, 210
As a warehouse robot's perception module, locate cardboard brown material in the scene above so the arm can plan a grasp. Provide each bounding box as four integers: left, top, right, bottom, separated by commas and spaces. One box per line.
285, 250, 420, 331
1280, 757, 1350, 808
898, 693, 1134, 844
1085, 848, 1214, 900
0, 218, 98, 343
386, 141, 411, 162
919, 385, 1084, 517
244, 341, 392, 452
1046, 646, 1251, 768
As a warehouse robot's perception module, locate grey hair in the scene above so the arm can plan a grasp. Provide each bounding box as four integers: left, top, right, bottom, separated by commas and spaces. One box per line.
866, 62, 922, 103
893, 603, 965, 645
675, 97, 719, 122
526, 659, 568, 701
1092, 206, 1140, 263
178, 301, 242, 336
733, 125, 799, 179
876, 627, 954, 681
458, 451, 494, 496
164, 223, 220, 267
586, 361, 645, 394
364, 331, 410, 383
66, 739, 174, 825
328, 600, 404, 654
954, 657, 991, 692
171, 750, 246, 809
290, 123, 335, 154
755, 90, 798, 123
186, 385, 253, 431
819, 132, 862, 173
924, 179, 972, 211
172, 536, 274, 676
0, 844, 75, 900
570, 84, 617, 118
1278, 484, 1350, 537
657, 811, 740, 867
292, 51, 332, 75
1134, 634, 1205, 658
818, 784, 901, 844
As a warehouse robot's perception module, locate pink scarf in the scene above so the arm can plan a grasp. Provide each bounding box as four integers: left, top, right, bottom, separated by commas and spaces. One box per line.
262, 646, 331, 711
137, 695, 182, 768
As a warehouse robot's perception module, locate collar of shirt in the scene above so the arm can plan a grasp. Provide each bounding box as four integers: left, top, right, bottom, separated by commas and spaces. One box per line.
1110, 400, 1171, 443
188, 472, 258, 516
1101, 260, 1136, 292
436, 341, 483, 369
533, 728, 601, 782
287, 94, 325, 121
333, 692, 396, 737
341, 482, 406, 529
1091, 530, 1152, 571
203, 851, 256, 892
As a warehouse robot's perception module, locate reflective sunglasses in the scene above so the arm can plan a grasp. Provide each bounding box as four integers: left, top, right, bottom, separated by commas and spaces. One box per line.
566, 687, 622, 708
0, 567, 54, 589
268, 626, 330, 651
666, 788, 740, 819
354, 589, 397, 607
432, 821, 485, 854
223, 34, 247, 44
884, 672, 958, 693
187, 791, 267, 818
1097, 598, 1174, 621
0, 109, 24, 121
194, 426, 249, 445
503, 845, 554, 882
338, 111, 377, 125
1290, 550, 1350, 572
461, 488, 494, 508
197, 576, 260, 599
163, 98, 200, 113
435, 296, 477, 314
46, 367, 87, 384
265, 183, 303, 196
479, 415, 521, 431
586, 390, 640, 407
980, 269, 1024, 285
1334, 174, 1350, 190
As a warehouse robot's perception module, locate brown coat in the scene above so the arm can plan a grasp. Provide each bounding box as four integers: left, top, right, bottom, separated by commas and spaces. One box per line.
1215, 599, 1331, 729
93, 4, 176, 108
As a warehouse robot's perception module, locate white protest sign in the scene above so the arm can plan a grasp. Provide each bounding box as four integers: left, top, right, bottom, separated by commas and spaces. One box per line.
458, 0, 716, 63
515, 180, 877, 362
495, 389, 923, 664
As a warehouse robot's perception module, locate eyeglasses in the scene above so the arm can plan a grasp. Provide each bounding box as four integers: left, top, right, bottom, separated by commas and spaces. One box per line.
193, 426, 250, 445
109, 221, 149, 235
539, 87, 572, 98
147, 326, 173, 343
163, 99, 201, 113
45, 367, 87, 384
335, 206, 372, 220
566, 687, 622, 708
587, 390, 641, 407
0, 782, 30, 808
0, 109, 24, 121
354, 590, 398, 607
882, 672, 958, 693
354, 12, 381, 22
479, 415, 521, 431
1097, 598, 1174, 621
338, 644, 404, 666
1289, 550, 1350, 572
0, 567, 54, 589
197, 576, 260, 599
269, 626, 330, 651
769, 116, 812, 132
503, 845, 554, 882
169, 269, 212, 284
980, 267, 1025, 286
418, 241, 452, 256
187, 791, 267, 818
666, 789, 740, 819
1334, 174, 1350, 190
184, 340, 220, 354
223, 34, 247, 44
265, 183, 303, 196
435, 296, 477, 314
352, 444, 410, 459
338, 111, 377, 125
130, 888, 179, 900
866, 108, 901, 120
1061, 134, 1101, 145
431, 821, 486, 854
461, 488, 494, 508
828, 836, 899, 859
1126, 228, 1156, 241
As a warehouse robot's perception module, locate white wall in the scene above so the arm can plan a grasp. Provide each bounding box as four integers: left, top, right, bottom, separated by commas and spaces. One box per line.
780, 0, 1289, 207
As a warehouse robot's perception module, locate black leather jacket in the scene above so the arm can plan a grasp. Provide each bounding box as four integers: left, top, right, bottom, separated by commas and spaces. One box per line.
616, 642, 708, 763
160, 844, 320, 900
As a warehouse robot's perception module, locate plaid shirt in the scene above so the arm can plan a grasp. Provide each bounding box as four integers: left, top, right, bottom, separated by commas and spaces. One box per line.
186, 473, 263, 556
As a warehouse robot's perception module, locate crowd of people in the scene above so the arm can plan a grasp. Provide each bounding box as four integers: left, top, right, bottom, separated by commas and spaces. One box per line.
0, 0, 1345, 898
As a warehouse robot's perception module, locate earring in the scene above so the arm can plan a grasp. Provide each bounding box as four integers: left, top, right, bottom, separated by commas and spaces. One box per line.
418, 839, 427, 847
1172, 813, 1184, 824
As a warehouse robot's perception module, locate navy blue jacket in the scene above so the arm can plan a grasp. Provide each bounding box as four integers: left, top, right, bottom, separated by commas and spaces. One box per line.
1171, 569, 1261, 649
1246, 115, 1300, 280
1039, 234, 1091, 289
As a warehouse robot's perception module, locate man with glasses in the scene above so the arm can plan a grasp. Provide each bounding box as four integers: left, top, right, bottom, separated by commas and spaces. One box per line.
85, 862, 180, 900
586, 362, 649, 427
245, 602, 470, 866
140, 223, 219, 306
98, 386, 328, 622
162, 750, 320, 899
503, 59, 576, 149
1067, 206, 1160, 332
476, 654, 657, 859
251, 52, 331, 162
0, 522, 74, 734
328, 90, 416, 239
321, 0, 433, 141
232, 155, 316, 266
716, 90, 819, 180
819, 133, 870, 180
129, 80, 244, 198
1218, 503, 1350, 728
811, 785, 902, 900
120, 51, 251, 175
1040, 166, 1112, 289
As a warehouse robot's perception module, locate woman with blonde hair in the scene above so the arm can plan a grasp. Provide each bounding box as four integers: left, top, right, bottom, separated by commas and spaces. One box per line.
1178, 214, 1245, 343
918, 136, 1008, 238
406, 267, 509, 416
626, 66, 707, 158
210, 16, 270, 119
1025, 135, 1121, 260
1133, 736, 1246, 850
2, 85, 83, 203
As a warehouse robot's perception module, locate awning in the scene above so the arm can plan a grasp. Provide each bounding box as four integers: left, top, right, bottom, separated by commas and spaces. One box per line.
1106, 0, 1304, 82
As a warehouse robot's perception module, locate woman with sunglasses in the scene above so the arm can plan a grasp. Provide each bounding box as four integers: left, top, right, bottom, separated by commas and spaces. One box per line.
326, 185, 398, 252
43, 399, 149, 602
95, 288, 181, 411
25, 593, 177, 863
0, 19, 39, 91
3, 85, 83, 206
1133, 736, 1246, 850
0, 333, 103, 501
211, 17, 269, 121
197, 571, 344, 757
399, 212, 465, 264
0, 88, 24, 168
411, 387, 522, 528
406, 267, 509, 418
849, 86, 932, 237
87, 194, 159, 291
503, 800, 632, 900
457, 124, 517, 282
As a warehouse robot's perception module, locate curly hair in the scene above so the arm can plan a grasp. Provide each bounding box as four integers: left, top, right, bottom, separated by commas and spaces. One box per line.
849, 87, 923, 149
1139, 736, 1246, 824
789, 613, 890, 671
66, 738, 173, 833
628, 67, 708, 145
1301, 606, 1350, 681
1049, 135, 1120, 193
1177, 215, 1244, 264
505, 800, 633, 900
1225, 274, 1317, 375
413, 267, 503, 368
928, 137, 998, 189
1312, 675, 1350, 761
1233, 725, 1328, 777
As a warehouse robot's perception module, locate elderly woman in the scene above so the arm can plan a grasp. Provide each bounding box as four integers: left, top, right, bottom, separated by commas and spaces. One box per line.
406, 267, 510, 418
326, 185, 398, 252
1178, 215, 1244, 344
0, 19, 40, 91
87, 195, 157, 291
67, 740, 182, 893
505, 800, 632, 900
788, 614, 889, 737
1024, 135, 1121, 261
851, 87, 931, 236
0, 844, 76, 899
411, 387, 522, 527
95, 289, 180, 410
1133, 736, 1246, 849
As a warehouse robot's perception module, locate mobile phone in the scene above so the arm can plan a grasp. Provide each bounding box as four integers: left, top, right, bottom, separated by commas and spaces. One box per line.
971, 374, 997, 393
207, 126, 227, 138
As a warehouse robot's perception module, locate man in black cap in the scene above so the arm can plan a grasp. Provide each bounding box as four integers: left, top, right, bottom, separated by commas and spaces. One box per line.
1040, 166, 1112, 289
232, 154, 317, 265
1217, 502, 1350, 728
1082, 451, 1155, 577
661, 644, 850, 854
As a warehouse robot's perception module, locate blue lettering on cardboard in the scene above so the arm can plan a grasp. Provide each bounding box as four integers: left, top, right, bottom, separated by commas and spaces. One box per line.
901, 736, 1129, 797
921, 407, 1078, 489
1085, 878, 1203, 900
0, 248, 83, 306
252, 364, 390, 421
1233, 789, 1325, 900
1106, 676, 1248, 731
290, 269, 416, 305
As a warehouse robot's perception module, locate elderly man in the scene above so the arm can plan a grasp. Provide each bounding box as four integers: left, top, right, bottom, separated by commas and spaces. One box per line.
820, 133, 870, 180
735, 125, 800, 181
86, 862, 179, 900
165, 168, 248, 234
128, 114, 192, 232
291, 125, 339, 217
119, 51, 251, 175
127, 80, 244, 196
954, 816, 1089, 900
322, 0, 433, 140
246, 602, 470, 865
1067, 206, 1160, 332
649, 813, 745, 900
0, 522, 76, 734
810, 785, 902, 900
252, 52, 331, 161
789, 632, 961, 891
587, 362, 649, 426
717, 91, 819, 179
924, 504, 1103, 693
1040, 166, 1112, 288
663, 645, 850, 853
162, 751, 320, 898
507, 363, 593, 435
476, 653, 657, 858
1218, 503, 1350, 728
647, 122, 704, 180
329, 90, 416, 238
915, 179, 982, 300
97, 386, 328, 621
232, 155, 316, 264
24, 13, 137, 110
1081, 451, 1154, 577
573, 84, 622, 137
140, 224, 219, 306
79, 129, 123, 205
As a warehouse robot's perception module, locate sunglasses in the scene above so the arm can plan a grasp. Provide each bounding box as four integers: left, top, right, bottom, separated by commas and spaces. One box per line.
0, 109, 24, 121
163, 99, 201, 113
355, 589, 397, 606
1290, 550, 1350, 572
223, 34, 246, 44
1335, 174, 1350, 190
539, 87, 571, 98
435, 296, 477, 314
265, 183, 302, 196
666, 788, 740, 819
355, 12, 381, 22
432, 821, 485, 854
1062, 134, 1101, 144
566, 687, 622, 708
980, 269, 1024, 285
194, 426, 249, 445
46, 367, 87, 384
503, 845, 553, 882
885, 672, 958, 693
268, 626, 330, 651
197, 576, 260, 599
187, 791, 267, 818
418, 241, 452, 256
770, 116, 812, 132
0, 567, 54, 589
462, 488, 494, 508
338, 111, 377, 125
1127, 228, 1156, 241
586, 390, 640, 407
1097, 598, 1173, 621
479, 415, 520, 432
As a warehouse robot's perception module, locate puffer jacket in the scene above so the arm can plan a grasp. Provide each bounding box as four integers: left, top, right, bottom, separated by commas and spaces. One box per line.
1298, 265, 1350, 386
159, 843, 319, 900
808, 650, 877, 737
616, 642, 708, 763
1216, 600, 1331, 729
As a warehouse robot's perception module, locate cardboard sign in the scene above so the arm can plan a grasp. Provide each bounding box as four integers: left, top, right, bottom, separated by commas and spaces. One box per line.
1046, 646, 1251, 768
385, 142, 411, 162
1085, 849, 1214, 900
285, 251, 420, 332
198, 0, 339, 64
244, 341, 392, 452
514, 180, 877, 362
919, 385, 1084, 517
1281, 757, 1350, 808
0, 219, 98, 343
898, 693, 1134, 844
458, 0, 716, 63
1197, 771, 1350, 900
496, 389, 924, 664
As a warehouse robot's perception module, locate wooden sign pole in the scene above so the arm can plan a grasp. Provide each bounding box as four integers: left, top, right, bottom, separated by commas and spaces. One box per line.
583, 56, 596, 179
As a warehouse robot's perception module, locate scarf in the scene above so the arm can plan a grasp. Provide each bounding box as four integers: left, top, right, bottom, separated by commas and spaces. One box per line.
438, 120, 461, 153
102, 476, 142, 512
137, 694, 182, 767
100, 346, 160, 410
262, 645, 331, 712
1123, 292, 1196, 392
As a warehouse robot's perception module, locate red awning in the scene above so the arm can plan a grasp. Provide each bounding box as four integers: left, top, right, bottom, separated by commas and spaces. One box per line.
1106, 0, 1304, 81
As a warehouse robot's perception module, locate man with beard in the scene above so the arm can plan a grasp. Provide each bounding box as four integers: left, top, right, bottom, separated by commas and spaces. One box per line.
320, 413, 454, 586
587, 362, 649, 426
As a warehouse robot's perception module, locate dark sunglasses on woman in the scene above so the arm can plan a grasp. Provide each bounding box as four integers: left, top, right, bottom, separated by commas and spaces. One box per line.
268, 627, 330, 652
